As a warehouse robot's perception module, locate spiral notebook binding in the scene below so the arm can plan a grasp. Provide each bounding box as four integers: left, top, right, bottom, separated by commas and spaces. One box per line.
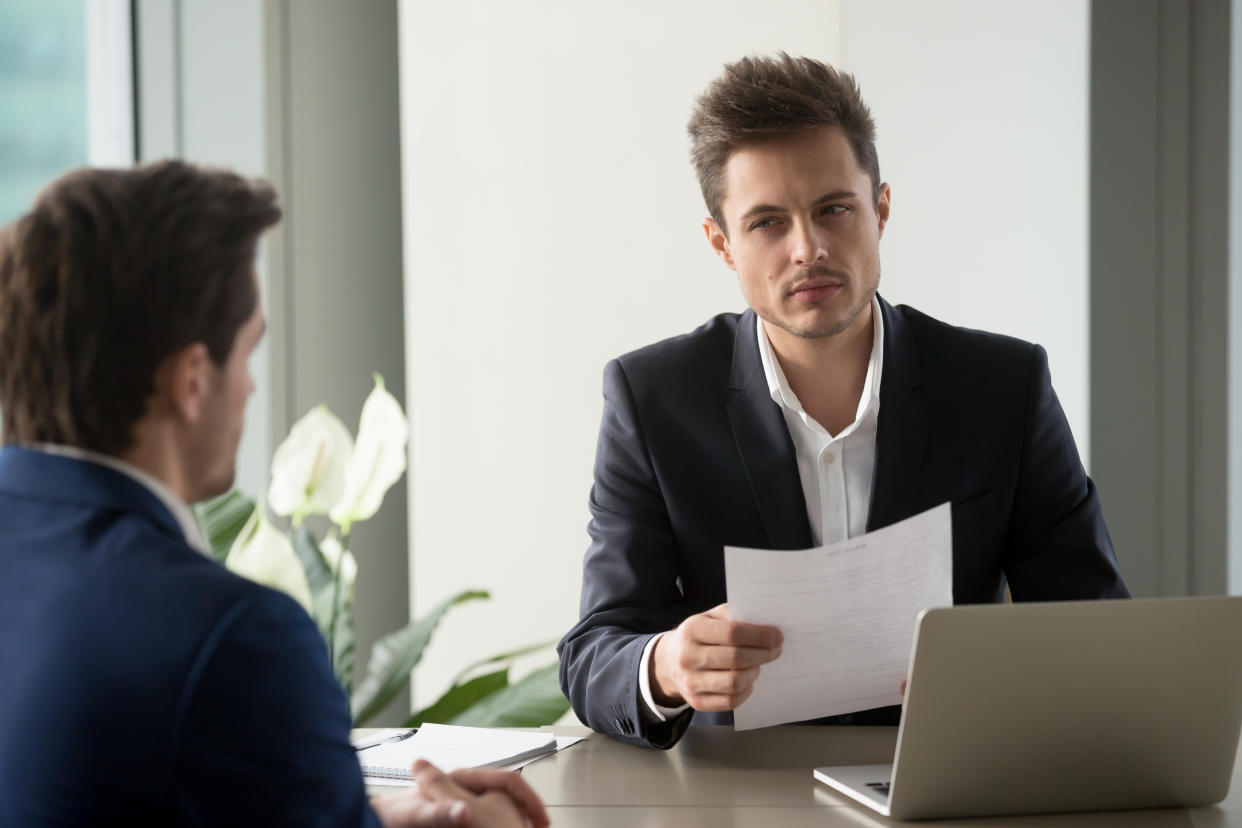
362, 766, 414, 780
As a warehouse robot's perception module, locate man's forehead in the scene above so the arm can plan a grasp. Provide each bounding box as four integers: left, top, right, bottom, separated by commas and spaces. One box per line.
721, 128, 868, 208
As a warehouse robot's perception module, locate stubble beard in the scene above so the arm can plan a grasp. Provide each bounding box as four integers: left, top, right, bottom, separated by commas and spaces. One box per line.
763, 261, 881, 341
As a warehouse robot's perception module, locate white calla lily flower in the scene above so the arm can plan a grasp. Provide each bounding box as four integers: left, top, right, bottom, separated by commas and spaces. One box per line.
226, 505, 313, 611
268, 405, 353, 522
320, 534, 358, 589
330, 374, 409, 532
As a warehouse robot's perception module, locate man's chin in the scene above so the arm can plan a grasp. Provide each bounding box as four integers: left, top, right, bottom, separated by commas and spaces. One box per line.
781, 295, 873, 339
772, 315, 858, 340
192, 471, 236, 505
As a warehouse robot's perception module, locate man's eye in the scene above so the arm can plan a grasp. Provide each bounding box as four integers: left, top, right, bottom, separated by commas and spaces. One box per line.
750, 218, 778, 230
821, 205, 849, 216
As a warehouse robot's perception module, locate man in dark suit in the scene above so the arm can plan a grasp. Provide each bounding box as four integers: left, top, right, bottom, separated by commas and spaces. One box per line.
0, 162, 546, 827
558, 54, 1129, 750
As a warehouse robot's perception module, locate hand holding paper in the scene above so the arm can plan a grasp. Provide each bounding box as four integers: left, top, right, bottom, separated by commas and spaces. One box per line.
725, 502, 953, 730
650, 603, 783, 711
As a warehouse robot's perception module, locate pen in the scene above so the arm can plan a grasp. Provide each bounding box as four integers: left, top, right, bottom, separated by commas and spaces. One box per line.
355, 728, 418, 751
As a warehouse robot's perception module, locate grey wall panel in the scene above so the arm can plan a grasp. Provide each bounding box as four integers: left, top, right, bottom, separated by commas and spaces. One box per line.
1091, 0, 1231, 597
277, 0, 408, 721
1091, 0, 1163, 596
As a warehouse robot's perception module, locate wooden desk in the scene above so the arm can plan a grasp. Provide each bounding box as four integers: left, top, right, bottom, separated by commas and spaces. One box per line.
519, 725, 1241, 827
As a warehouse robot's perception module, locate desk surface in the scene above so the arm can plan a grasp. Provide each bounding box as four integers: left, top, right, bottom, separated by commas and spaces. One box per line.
516, 725, 1241, 827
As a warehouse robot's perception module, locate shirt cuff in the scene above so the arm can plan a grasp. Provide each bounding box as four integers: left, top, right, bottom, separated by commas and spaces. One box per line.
638, 632, 691, 722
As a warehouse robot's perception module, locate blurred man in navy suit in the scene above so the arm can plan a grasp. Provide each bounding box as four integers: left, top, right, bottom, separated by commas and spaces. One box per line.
0, 162, 545, 828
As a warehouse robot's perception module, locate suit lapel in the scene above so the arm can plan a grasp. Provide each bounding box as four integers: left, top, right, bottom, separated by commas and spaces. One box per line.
726, 310, 813, 550
867, 296, 930, 531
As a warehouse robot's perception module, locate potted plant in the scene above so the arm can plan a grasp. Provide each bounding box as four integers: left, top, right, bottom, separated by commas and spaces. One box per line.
194, 375, 569, 728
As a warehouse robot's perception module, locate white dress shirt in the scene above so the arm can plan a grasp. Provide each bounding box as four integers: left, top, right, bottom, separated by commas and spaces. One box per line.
639, 297, 885, 721
33, 443, 210, 554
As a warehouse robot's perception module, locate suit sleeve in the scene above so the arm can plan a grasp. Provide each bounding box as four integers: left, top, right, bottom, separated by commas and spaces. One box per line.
558, 359, 694, 749
171, 588, 380, 827
1004, 345, 1130, 600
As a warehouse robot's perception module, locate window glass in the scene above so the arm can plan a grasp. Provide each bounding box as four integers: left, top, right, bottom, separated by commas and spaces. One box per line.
0, 0, 87, 224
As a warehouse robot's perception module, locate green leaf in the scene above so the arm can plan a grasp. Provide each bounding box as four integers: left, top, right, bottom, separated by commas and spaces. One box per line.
406, 668, 509, 728
449, 639, 558, 686
351, 589, 490, 726
290, 527, 355, 693
193, 490, 256, 563
291, 525, 335, 598
329, 577, 355, 694
447, 664, 569, 728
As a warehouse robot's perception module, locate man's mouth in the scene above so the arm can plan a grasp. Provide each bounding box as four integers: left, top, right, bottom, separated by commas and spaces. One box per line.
789, 279, 843, 302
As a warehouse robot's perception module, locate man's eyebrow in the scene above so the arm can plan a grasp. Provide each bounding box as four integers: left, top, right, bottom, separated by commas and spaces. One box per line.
737, 191, 862, 222
738, 203, 788, 221
814, 190, 860, 204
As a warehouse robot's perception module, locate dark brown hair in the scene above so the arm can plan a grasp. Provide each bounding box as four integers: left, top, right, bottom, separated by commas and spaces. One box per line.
0, 160, 280, 454
688, 53, 880, 232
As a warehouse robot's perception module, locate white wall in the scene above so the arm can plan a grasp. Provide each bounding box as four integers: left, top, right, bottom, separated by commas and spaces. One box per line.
399, 0, 842, 708
399, 1, 1089, 709
840, 0, 1090, 463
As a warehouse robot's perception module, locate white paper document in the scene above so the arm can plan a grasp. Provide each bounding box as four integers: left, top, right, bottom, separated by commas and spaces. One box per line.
725, 502, 953, 731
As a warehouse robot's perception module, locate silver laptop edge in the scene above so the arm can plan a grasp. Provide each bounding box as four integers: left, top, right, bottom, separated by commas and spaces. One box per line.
814, 596, 1242, 821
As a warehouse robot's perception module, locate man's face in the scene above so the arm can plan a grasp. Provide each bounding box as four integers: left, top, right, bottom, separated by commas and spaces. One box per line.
706, 126, 890, 344
190, 281, 265, 502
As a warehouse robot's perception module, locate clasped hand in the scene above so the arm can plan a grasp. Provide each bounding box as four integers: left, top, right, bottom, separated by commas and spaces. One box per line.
372, 760, 549, 828
650, 602, 783, 711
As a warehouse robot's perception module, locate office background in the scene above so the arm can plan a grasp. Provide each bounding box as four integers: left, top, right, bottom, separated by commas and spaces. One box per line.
0, 0, 1236, 724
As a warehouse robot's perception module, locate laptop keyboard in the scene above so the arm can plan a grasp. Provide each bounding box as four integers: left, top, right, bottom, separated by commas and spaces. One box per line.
865, 781, 891, 798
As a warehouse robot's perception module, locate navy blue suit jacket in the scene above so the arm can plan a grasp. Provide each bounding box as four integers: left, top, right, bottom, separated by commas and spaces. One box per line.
558, 297, 1129, 749
0, 447, 379, 826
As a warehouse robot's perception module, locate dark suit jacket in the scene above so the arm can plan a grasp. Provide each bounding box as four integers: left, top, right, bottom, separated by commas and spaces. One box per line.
0, 447, 379, 827
558, 297, 1129, 749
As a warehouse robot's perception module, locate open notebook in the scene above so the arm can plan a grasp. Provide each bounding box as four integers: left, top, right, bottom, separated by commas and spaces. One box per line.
356, 723, 558, 782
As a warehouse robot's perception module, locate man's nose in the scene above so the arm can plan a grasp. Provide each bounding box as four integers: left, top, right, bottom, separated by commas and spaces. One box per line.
790, 222, 828, 268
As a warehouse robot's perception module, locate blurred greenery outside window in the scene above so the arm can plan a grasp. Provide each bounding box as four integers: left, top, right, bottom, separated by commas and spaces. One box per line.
0, 0, 89, 225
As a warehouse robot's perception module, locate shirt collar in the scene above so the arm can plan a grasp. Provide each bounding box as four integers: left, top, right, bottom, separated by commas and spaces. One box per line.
756, 294, 885, 435
32, 443, 210, 555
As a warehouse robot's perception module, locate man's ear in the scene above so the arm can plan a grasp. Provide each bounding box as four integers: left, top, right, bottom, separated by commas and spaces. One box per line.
157, 342, 212, 424
876, 183, 892, 238
703, 217, 736, 270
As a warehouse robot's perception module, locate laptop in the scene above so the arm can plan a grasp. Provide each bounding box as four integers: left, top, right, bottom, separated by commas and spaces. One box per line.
814, 596, 1242, 820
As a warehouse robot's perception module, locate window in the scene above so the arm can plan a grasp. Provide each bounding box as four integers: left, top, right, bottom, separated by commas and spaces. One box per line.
0, 0, 132, 225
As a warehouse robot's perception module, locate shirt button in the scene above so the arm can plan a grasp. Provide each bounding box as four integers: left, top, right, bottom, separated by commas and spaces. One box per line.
823, 452, 835, 464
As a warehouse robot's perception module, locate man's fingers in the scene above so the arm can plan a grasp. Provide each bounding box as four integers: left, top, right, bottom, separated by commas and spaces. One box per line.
403, 799, 471, 827
410, 759, 471, 801
447, 768, 550, 828
689, 643, 781, 670
685, 686, 755, 712
684, 665, 760, 697
687, 615, 782, 649
372, 788, 471, 827
657, 606, 781, 712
